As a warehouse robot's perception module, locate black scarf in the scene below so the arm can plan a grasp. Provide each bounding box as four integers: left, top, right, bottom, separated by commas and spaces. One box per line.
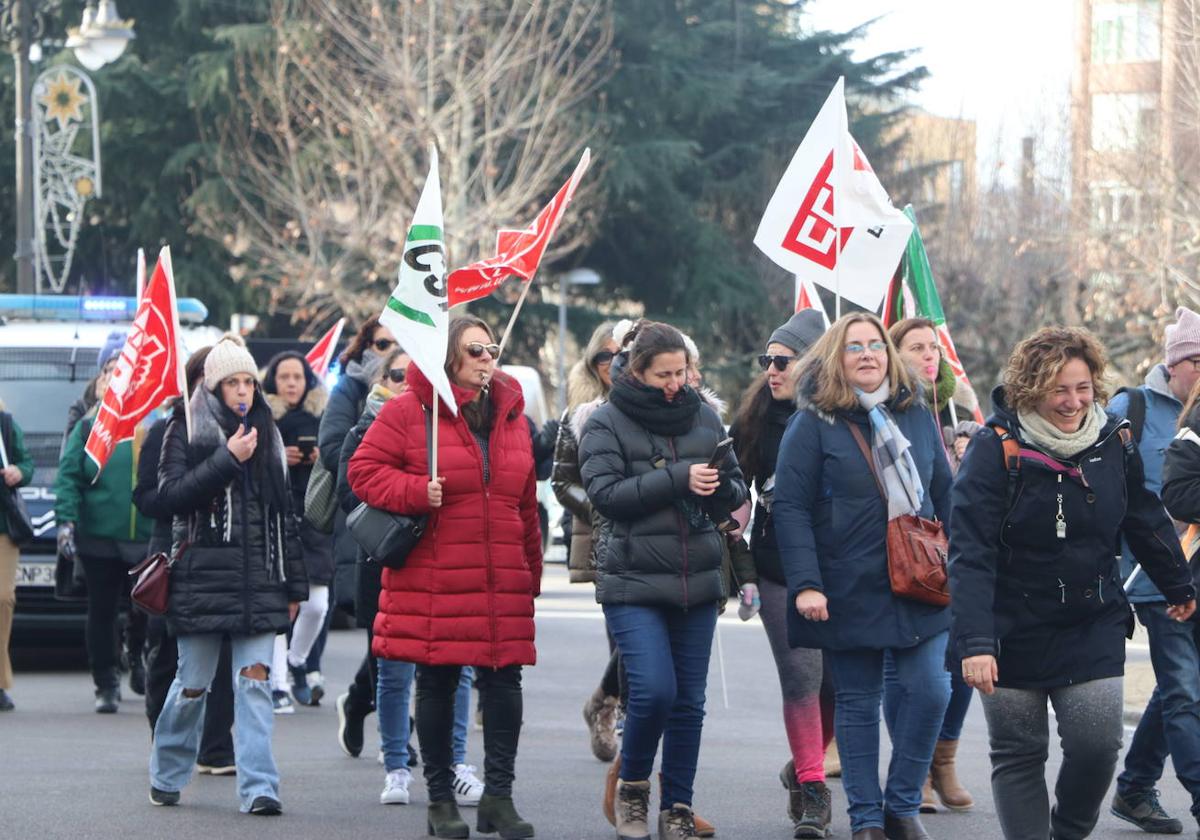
609, 373, 701, 438
197, 388, 291, 513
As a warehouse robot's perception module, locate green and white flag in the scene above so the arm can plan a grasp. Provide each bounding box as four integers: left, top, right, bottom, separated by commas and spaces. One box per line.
379, 146, 458, 415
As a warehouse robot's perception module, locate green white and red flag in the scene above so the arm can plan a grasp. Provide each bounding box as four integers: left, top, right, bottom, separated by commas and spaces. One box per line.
884, 205, 983, 422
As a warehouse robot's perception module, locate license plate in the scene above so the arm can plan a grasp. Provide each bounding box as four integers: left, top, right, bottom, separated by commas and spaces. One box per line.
16, 561, 56, 588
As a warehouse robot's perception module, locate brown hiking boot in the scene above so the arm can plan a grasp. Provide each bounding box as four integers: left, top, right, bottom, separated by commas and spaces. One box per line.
604, 754, 621, 825
693, 812, 715, 837
920, 775, 937, 813
616, 780, 651, 840
930, 739, 973, 810
659, 804, 701, 840
583, 687, 619, 762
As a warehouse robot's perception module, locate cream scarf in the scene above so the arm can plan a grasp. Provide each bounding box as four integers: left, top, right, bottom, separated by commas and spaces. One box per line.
1016, 402, 1106, 460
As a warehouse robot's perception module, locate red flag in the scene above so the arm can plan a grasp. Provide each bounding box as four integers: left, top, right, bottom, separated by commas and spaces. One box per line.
85, 247, 185, 473
305, 317, 346, 377
447, 149, 591, 306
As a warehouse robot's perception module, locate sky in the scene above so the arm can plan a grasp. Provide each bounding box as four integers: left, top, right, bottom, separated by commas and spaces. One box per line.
802, 0, 1077, 186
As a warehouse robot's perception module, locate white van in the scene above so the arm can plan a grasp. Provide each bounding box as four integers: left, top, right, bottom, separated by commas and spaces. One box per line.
0, 294, 223, 643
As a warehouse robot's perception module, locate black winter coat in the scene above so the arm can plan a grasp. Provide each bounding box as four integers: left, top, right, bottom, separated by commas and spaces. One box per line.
1163, 419, 1200, 526
273, 389, 334, 586
132, 416, 172, 556
773, 383, 953, 652
949, 388, 1193, 689
729, 392, 794, 586
319, 371, 370, 611
578, 379, 748, 608
157, 399, 308, 637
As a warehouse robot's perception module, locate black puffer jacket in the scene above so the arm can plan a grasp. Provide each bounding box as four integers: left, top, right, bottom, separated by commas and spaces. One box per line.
271, 387, 334, 586
319, 365, 372, 611
132, 416, 172, 556
949, 387, 1193, 688
729, 391, 793, 586
158, 390, 308, 636
579, 376, 748, 608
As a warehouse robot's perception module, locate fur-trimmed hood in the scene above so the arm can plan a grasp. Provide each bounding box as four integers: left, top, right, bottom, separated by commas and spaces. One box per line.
698, 386, 727, 421
571, 396, 605, 440
265, 382, 329, 422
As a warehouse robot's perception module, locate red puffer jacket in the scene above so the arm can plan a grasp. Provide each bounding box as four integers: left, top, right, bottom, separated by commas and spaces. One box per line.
348, 363, 543, 668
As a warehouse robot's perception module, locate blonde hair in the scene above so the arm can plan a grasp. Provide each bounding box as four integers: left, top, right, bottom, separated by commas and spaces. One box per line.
1002, 326, 1110, 414
796, 312, 915, 413
566, 321, 616, 410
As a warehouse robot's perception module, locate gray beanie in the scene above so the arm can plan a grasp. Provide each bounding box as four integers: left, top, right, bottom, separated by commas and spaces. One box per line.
768, 310, 825, 354
97, 330, 127, 372
203, 334, 259, 391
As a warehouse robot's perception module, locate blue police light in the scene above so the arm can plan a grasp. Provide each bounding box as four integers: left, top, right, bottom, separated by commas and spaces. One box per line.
0, 294, 208, 324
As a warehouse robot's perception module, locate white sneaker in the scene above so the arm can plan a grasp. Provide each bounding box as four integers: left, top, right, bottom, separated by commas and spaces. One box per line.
452, 763, 484, 807
380, 768, 412, 805
377, 749, 385, 766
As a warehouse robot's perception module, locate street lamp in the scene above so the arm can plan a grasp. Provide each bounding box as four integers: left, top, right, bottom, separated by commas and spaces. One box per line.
558, 267, 601, 415
3, 0, 135, 294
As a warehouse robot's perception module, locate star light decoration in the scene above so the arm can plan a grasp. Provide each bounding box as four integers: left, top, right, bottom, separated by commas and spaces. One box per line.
39, 72, 87, 130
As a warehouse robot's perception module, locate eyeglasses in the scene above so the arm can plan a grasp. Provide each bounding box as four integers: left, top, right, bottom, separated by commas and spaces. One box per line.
757, 354, 798, 372
373, 338, 397, 352
845, 341, 888, 355
465, 342, 500, 359
1176, 357, 1200, 371
592, 350, 615, 366
386, 369, 407, 384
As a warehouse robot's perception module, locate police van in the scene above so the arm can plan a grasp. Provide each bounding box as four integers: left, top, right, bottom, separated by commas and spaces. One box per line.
0, 294, 223, 644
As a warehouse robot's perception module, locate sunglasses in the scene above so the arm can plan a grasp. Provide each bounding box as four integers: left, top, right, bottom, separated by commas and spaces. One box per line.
845, 341, 888, 356
465, 342, 500, 359
757, 354, 798, 372
592, 350, 615, 366
386, 368, 407, 384
373, 338, 397, 352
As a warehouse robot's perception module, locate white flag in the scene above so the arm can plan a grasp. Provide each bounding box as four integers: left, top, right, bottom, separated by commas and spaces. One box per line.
379, 146, 458, 415
755, 77, 912, 312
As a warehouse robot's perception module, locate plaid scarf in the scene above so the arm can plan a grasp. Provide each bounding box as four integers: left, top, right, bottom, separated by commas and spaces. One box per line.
857, 383, 924, 519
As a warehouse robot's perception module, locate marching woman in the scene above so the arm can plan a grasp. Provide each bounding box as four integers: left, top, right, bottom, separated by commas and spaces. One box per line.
579, 320, 748, 840
262, 351, 331, 709
890, 317, 975, 813
950, 326, 1195, 840
148, 335, 308, 815
772, 312, 953, 840
730, 309, 834, 839
349, 315, 542, 840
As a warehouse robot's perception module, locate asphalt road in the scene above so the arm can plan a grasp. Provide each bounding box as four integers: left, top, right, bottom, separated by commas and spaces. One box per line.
4, 561, 1195, 840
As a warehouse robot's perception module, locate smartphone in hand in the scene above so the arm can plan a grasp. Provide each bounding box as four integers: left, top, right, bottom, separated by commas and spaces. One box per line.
707, 436, 734, 469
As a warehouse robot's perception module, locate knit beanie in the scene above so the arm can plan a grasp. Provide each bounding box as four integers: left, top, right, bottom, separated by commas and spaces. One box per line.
204, 334, 259, 391
1166, 307, 1200, 366
768, 310, 825, 355
97, 330, 127, 372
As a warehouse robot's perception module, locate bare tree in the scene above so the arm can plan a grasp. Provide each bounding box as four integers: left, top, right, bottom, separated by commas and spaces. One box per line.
194, 0, 613, 332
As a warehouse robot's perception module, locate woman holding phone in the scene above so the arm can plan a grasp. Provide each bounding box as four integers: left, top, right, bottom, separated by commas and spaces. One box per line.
262, 351, 331, 709
579, 319, 747, 840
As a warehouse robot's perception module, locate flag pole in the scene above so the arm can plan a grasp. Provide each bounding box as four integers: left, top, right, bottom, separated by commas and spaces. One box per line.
431, 392, 440, 480
496, 279, 533, 361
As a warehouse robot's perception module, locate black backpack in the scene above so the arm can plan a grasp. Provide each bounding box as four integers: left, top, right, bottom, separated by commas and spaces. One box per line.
1115, 386, 1147, 445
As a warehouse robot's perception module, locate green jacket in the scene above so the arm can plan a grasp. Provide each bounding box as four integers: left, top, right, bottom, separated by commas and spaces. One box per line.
54, 415, 151, 543
0, 412, 35, 537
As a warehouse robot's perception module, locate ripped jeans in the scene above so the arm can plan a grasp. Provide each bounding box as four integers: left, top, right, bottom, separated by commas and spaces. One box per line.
150, 632, 278, 810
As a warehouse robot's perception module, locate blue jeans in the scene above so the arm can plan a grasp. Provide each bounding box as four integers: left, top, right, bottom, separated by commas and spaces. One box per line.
829, 632, 950, 832
886, 658, 972, 743
378, 658, 416, 772
454, 666, 474, 766
604, 602, 717, 811
150, 632, 278, 811
1118, 602, 1200, 816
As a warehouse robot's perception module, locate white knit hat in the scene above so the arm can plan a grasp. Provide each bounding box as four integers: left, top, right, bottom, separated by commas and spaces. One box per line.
203, 334, 258, 391
1166, 307, 1200, 367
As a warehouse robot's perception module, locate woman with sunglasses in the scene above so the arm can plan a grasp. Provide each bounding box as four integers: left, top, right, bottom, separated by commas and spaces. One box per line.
323, 315, 399, 752
349, 315, 542, 839
772, 312, 953, 840
578, 320, 747, 840
888, 317, 978, 815
730, 309, 837, 839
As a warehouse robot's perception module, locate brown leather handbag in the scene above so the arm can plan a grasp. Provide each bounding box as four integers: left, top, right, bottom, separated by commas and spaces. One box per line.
129, 518, 194, 616
846, 422, 950, 607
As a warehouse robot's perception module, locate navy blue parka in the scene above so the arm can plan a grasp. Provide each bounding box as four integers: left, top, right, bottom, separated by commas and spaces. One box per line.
948, 387, 1194, 689
773, 377, 954, 651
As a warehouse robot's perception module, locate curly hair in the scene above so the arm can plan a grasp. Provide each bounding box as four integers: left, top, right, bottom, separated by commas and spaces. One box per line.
1001, 326, 1111, 413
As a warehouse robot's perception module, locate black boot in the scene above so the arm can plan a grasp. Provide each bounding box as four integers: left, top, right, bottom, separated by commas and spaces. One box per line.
883, 811, 931, 840
427, 800, 470, 839
477, 793, 534, 839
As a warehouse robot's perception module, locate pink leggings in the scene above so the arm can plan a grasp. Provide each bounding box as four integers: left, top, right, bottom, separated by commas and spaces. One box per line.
758, 576, 835, 783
